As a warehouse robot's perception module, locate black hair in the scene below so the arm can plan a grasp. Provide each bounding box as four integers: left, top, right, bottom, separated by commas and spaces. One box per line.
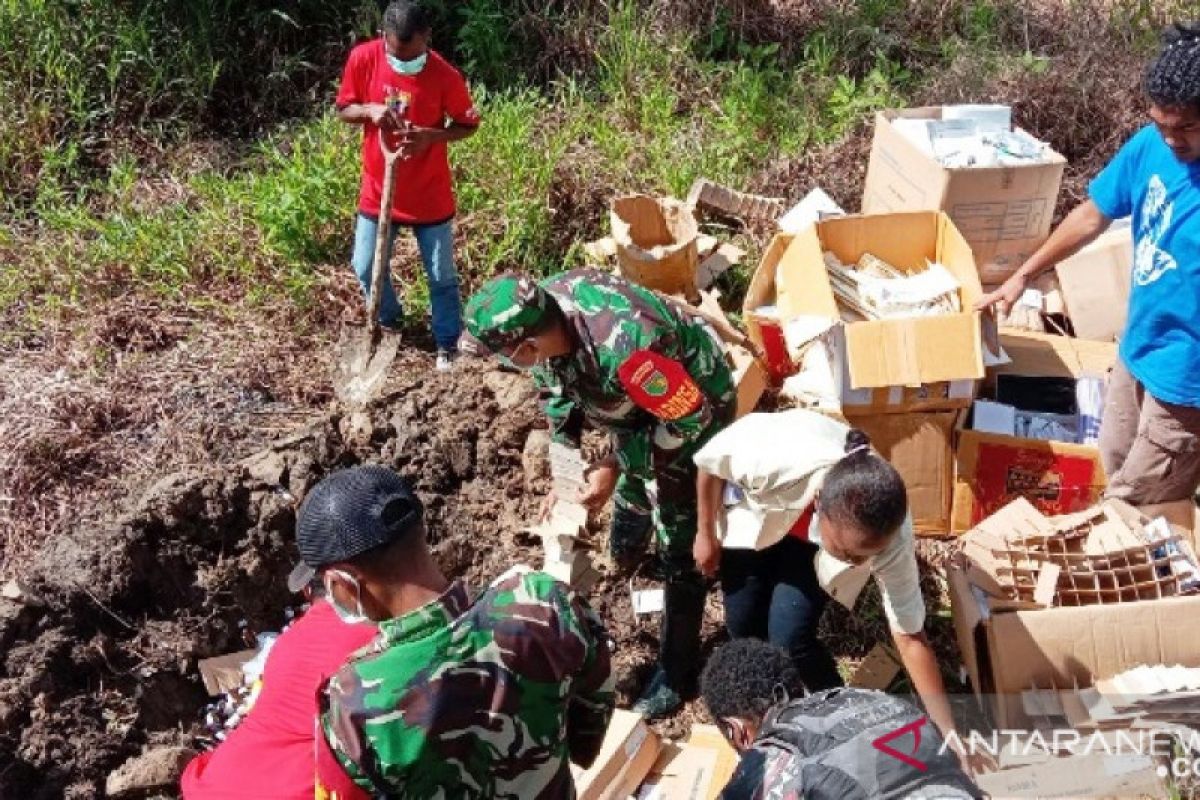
382, 1, 431, 43
700, 639, 804, 723
818, 429, 907, 543
1145, 22, 1200, 112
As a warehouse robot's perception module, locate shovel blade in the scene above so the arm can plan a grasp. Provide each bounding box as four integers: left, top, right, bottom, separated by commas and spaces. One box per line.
333, 328, 401, 406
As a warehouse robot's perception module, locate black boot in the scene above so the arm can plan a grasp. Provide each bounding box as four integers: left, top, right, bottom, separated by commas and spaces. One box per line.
633, 569, 705, 718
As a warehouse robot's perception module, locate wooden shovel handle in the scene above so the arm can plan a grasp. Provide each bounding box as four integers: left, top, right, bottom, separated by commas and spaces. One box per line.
367, 129, 404, 337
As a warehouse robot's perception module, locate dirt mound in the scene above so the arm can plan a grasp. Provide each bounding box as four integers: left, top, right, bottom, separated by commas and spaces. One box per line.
0, 359, 545, 797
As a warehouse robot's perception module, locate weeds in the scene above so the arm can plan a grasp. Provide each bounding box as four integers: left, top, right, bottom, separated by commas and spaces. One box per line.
1, 0, 1179, 338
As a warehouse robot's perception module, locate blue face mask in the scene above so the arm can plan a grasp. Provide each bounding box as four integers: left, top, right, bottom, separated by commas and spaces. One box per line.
387, 51, 427, 76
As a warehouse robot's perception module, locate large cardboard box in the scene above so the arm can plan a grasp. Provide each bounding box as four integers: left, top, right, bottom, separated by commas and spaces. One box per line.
850, 410, 958, 535
951, 330, 1117, 532
743, 213, 985, 414
862, 107, 1066, 285
948, 563, 1200, 727
1054, 224, 1133, 343
573, 710, 662, 800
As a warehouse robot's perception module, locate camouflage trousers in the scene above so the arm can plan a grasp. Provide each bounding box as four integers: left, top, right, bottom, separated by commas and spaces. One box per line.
610, 405, 731, 691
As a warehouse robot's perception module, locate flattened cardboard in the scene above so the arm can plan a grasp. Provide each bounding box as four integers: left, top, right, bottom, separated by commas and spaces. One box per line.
574, 709, 662, 800
743, 214, 984, 414
951, 430, 1106, 533
642, 725, 739, 800
850, 409, 957, 534
973, 751, 1162, 799
948, 563, 1200, 726
1054, 225, 1133, 343
862, 107, 1067, 284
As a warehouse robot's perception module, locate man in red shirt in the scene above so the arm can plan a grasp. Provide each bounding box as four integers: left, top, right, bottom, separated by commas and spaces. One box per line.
179, 597, 376, 799
335, 1, 480, 371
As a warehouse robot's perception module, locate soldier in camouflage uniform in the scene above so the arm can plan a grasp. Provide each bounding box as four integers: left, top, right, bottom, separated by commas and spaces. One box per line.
462, 268, 736, 717
297, 465, 614, 799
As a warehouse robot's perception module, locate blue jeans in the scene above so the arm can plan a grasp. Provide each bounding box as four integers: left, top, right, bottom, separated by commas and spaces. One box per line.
720, 536, 844, 691
350, 214, 463, 350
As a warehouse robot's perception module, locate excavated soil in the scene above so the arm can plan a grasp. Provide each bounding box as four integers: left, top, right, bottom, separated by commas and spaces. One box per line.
0, 354, 964, 798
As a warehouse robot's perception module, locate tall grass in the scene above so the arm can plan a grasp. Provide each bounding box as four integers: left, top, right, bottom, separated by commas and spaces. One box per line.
2, 0, 1180, 332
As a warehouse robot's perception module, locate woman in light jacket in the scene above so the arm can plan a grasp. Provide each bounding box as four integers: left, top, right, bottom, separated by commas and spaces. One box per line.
692, 408, 958, 743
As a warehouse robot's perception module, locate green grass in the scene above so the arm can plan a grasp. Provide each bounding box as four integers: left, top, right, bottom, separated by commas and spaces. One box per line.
0, 0, 1177, 332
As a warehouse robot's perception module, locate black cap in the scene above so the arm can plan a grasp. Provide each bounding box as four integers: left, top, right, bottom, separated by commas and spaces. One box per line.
287, 465, 423, 593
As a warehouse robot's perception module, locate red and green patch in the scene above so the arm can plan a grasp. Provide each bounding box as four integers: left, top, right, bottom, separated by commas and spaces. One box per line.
618, 349, 703, 420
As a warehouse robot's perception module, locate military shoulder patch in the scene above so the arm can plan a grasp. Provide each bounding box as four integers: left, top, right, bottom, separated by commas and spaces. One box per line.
617, 349, 703, 420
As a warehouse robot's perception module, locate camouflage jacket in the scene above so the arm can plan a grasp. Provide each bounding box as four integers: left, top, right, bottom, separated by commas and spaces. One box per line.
317, 569, 614, 799
533, 269, 735, 477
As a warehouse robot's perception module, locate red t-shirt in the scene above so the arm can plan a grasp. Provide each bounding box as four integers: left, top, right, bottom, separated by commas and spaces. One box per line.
335, 40, 479, 225
179, 601, 377, 800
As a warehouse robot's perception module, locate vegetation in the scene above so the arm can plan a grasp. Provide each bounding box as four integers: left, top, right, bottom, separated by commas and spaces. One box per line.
1, 0, 1190, 335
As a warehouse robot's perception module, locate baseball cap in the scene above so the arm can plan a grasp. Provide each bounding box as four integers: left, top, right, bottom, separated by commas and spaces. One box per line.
463, 273, 551, 351
287, 465, 424, 593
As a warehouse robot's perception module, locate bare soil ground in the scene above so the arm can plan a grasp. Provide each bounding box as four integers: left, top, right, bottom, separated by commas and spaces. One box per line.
0, 312, 964, 798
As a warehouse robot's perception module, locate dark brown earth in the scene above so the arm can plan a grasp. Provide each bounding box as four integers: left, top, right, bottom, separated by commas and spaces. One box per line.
0, 351, 966, 798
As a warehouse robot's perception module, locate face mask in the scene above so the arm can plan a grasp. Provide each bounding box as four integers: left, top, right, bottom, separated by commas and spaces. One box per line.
324, 569, 369, 624
387, 51, 427, 76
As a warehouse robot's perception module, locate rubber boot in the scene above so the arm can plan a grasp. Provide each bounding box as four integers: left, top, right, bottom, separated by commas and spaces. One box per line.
633, 571, 705, 719
609, 504, 653, 571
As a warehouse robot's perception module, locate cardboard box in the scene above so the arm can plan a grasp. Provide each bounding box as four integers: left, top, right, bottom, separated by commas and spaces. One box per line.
990, 330, 1117, 383
743, 213, 985, 414
636, 726, 739, 800
948, 563, 1200, 727
611, 195, 700, 300
573, 710, 662, 800
862, 107, 1066, 285
1054, 224, 1133, 343
850, 410, 958, 535
952, 330, 1117, 532
951, 430, 1106, 533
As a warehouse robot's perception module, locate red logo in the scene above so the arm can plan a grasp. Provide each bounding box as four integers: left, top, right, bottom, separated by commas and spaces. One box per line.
871, 717, 929, 771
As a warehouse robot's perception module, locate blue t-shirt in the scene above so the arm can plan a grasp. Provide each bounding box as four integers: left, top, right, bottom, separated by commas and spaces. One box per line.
1089, 124, 1200, 406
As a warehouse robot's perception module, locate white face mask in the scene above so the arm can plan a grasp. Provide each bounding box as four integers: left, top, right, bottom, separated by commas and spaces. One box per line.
323, 569, 369, 624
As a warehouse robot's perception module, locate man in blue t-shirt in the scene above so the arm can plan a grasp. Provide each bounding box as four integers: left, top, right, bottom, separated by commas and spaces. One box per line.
978, 22, 1200, 507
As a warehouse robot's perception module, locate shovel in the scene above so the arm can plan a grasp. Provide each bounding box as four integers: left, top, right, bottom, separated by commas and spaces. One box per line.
334, 128, 404, 405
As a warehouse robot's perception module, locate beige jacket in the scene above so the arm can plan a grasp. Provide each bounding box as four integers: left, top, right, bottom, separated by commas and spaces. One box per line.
693, 409, 926, 634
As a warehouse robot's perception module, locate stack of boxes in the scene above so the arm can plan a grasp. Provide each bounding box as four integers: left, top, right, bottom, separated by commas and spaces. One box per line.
536, 442, 601, 593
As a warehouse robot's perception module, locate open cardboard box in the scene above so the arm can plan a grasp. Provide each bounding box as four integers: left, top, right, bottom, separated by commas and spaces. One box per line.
951, 330, 1117, 532
862, 107, 1067, 285
949, 561, 1200, 727
636, 725, 739, 800
743, 212, 985, 415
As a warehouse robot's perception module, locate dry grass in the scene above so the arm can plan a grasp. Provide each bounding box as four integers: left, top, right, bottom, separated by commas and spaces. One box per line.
0, 289, 359, 573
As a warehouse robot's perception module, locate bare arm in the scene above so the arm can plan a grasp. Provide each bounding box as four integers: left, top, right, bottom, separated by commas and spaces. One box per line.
891, 630, 954, 737
337, 102, 394, 128
693, 469, 724, 577
975, 199, 1112, 314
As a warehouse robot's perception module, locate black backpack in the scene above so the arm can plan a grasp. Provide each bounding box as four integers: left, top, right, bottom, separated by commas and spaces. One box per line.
720, 688, 981, 800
